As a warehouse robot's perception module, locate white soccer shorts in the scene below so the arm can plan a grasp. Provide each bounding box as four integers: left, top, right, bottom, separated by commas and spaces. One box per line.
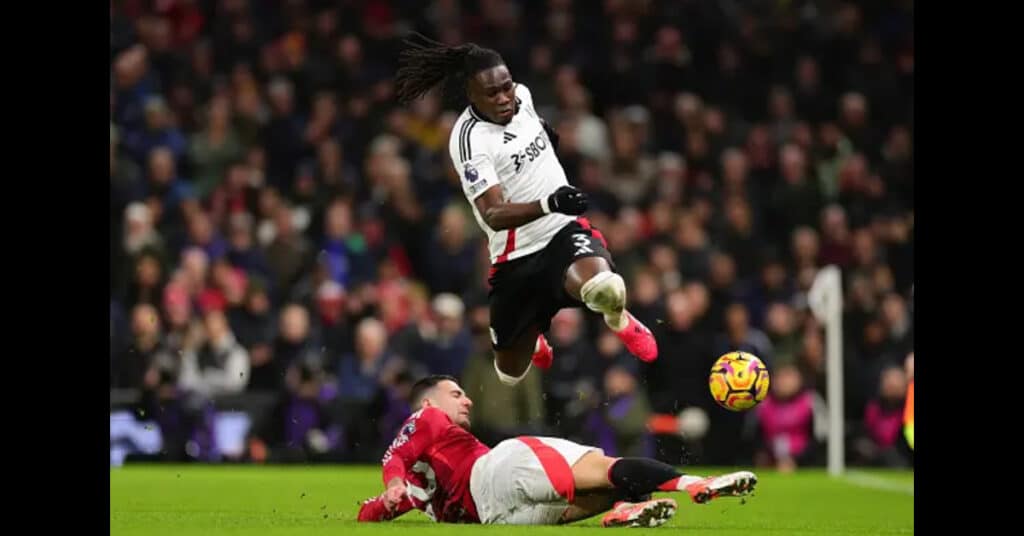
469, 436, 603, 525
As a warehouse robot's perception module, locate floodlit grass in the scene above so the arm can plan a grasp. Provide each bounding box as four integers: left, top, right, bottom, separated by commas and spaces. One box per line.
110, 465, 912, 535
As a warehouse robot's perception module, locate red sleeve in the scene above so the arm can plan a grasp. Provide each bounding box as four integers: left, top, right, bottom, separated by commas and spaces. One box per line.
357, 493, 416, 522
381, 408, 444, 485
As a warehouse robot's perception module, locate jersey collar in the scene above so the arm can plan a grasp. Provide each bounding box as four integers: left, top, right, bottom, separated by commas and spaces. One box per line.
468, 97, 522, 125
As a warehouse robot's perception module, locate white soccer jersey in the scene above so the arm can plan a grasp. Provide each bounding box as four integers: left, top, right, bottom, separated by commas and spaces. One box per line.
448, 84, 575, 264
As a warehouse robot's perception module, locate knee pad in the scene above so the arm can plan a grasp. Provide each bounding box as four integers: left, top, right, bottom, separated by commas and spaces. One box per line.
494, 358, 532, 386
580, 271, 626, 314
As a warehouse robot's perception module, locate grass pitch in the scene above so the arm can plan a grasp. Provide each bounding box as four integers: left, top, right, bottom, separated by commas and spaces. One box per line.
110, 465, 913, 535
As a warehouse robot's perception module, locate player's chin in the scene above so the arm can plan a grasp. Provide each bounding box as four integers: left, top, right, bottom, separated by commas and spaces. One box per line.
457, 417, 472, 430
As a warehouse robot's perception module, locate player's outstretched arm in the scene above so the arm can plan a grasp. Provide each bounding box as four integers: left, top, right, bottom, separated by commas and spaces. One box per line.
475, 184, 588, 230
377, 409, 442, 513
357, 491, 416, 522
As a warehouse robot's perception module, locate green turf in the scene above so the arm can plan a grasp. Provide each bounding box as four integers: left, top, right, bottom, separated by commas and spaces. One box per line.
110, 465, 913, 535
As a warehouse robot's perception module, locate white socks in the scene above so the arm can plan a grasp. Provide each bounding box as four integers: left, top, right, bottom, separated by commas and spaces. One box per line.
674, 475, 704, 490
494, 358, 531, 386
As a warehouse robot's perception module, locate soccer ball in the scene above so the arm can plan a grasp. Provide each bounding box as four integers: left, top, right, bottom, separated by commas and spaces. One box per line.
708, 351, 770, 411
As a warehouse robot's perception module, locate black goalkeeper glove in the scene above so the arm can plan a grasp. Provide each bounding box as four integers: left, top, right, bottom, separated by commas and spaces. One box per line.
543, 186, 588, 216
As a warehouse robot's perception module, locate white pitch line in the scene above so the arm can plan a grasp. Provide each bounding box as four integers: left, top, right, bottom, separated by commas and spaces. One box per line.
841, 471, 915, 496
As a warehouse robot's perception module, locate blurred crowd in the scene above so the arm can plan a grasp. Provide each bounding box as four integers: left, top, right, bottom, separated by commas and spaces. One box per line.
110, 0, 913, 469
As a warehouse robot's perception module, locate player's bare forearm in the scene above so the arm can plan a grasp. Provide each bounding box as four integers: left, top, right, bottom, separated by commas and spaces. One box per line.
474, 184, 588, 230
482, 200, 546, 230
474, 184, 545, 230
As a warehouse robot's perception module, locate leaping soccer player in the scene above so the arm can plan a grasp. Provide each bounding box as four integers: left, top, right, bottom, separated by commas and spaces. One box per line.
394, 34, 659, 386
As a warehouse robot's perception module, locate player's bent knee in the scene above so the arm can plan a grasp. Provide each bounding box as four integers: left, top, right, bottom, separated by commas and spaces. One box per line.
494, 358, 531, 386
579, 271, 626, 314
571, 452, 618, 491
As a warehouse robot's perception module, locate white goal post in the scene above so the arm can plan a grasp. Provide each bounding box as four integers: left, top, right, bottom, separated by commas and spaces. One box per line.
807, 265, 844, 476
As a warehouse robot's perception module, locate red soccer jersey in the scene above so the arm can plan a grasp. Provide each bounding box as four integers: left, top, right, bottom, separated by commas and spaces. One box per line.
380, 406, 491, 523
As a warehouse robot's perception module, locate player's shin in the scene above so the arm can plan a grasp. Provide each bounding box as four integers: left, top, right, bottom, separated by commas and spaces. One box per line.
607, 458, 703, 497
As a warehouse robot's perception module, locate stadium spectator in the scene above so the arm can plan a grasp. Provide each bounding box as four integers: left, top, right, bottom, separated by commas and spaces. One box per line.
719, 197, 761, 281
417, 293, 473, 377
705, 251, 740, 330
739, 251, 796, 329
121, 202, 165, 262
248, 350, 344, 463
144, 146, 194, 249
818, 204, 853, 268
338, 317, 395, 403
112, 303, 166, 389
312, 278, 352, 358
585, 360, 652, 458
111, 125, 145, 234
190, 96, 244, 199
225, 213, 272, 281
622, 267, 662, 331
423, 204, 479, 297
256, 303, 315, 392
460, 345, 547, 447
790, 226, 821, 273
263, 77, 307, 194
264, 201, 313, 303
122, 96, 188, 167
853, 365, 911, 467
321, 198, 374, 288
542, 308, 600, 436
161, 281, 203, 357
228, 279, 275, 379
767, 144, 823, 245
764, 303, 800, 368
208, 161, 260, 228
185, 209, 228, 261
674, 211, 712, 282
179, 309, 250, 397
647, 288, 711, 414
713, 303, 774, 368
750, 364, 827, 472
119, 247, 167, 309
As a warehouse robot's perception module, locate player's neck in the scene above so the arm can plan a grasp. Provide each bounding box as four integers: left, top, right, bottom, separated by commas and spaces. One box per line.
469, 103, 516, 126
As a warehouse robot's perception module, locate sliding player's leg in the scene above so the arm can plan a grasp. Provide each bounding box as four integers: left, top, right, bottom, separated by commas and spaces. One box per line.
556, 490, 627, 524
570, 451, 758, 505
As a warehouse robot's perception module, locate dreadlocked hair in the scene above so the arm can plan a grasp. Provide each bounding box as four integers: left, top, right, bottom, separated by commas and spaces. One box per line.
395, 32, 505, 109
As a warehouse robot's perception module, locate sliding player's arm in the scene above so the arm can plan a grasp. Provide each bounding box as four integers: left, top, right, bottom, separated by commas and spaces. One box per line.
357, 492, 417, 522
376, 409, 443, 514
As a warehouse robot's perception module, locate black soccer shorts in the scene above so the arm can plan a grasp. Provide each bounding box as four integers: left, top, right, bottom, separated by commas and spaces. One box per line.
487, 218, 614, 350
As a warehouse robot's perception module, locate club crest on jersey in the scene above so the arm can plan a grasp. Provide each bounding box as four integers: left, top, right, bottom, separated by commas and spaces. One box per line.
463, 162, 480, 183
